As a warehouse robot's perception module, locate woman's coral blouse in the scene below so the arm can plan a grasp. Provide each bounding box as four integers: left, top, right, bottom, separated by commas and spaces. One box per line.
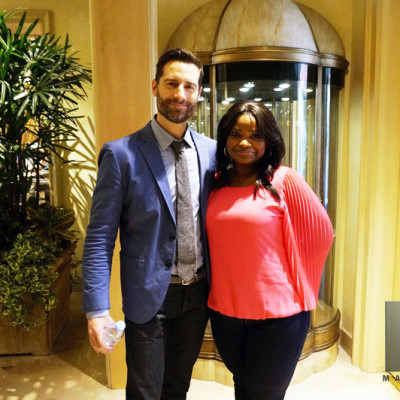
206, 166, 334, 319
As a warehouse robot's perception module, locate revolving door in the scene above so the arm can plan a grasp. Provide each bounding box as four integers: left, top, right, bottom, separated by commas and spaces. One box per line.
189, 60, 345, 360
167, 0, 349, 369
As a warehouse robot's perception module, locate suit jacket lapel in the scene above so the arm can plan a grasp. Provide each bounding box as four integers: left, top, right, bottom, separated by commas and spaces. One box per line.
138, 124, 175, 223
191, 130, 210, 211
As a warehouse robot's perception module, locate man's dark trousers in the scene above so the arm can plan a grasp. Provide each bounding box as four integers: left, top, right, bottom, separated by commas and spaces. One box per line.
125, 279, 208, 400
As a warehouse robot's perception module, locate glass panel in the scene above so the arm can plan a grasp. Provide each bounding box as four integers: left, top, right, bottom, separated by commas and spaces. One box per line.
215, 62, 318, 184
316, 68, 345, 324
188, 66, 211, 137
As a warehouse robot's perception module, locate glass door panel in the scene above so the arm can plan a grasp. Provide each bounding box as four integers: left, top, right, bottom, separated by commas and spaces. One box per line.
188, 66, 211, 137
316, 68, 345, 323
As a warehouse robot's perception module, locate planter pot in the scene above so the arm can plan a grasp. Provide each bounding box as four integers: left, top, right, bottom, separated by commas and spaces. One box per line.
0, 246, 74, 356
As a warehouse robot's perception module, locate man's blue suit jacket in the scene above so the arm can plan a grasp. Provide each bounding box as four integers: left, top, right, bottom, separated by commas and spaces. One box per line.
82, 122, 216, 324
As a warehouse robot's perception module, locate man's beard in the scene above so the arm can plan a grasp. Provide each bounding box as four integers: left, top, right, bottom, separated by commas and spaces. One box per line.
157, 97, 197, 124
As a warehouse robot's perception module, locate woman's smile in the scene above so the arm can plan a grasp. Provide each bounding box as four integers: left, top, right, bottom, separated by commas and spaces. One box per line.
226, 113, 266, 168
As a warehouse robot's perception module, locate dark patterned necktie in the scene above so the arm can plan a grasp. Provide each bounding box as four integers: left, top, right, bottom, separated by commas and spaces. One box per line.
170, 141, 197, 281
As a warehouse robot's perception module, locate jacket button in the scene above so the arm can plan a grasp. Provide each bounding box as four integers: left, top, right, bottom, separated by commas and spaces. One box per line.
165, 262, 172, 268
169, 235, 176, 241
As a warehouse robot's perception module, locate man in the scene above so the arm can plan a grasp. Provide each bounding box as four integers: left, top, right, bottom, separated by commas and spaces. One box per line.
82, 48, 216, 400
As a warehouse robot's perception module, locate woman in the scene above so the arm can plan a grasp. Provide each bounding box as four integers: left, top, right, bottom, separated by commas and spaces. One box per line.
206, 101, 333, 400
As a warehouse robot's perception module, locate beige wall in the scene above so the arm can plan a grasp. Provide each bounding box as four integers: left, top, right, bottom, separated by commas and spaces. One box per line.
349, 0, 400, 371
158, 0, 209, 54
90, 0, 155, 389
300, 0, 400, 372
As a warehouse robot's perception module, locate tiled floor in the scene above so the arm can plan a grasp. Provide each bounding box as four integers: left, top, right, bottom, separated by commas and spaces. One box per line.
0, 292, 399, 399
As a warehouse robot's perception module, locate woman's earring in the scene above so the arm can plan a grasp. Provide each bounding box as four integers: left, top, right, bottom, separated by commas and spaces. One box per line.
224, 147, 233, 170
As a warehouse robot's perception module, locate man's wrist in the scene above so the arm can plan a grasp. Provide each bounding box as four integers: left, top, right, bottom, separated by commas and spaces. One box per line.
86, 310, 110, 320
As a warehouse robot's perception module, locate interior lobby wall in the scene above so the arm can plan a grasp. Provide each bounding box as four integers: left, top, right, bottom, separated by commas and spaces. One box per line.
348, 0, 400, 372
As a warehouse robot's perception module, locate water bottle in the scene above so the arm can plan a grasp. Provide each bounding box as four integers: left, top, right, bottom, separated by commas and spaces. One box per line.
102, 320, 126, 346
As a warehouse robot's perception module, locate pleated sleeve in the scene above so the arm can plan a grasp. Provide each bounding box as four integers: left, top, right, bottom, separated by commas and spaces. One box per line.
277, 167, 334, 310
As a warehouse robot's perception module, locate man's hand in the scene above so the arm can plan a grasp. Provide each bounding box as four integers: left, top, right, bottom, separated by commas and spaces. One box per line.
88, 315, 115, 354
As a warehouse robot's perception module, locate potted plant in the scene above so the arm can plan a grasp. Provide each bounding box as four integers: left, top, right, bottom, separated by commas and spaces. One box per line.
0, 10, 91, 354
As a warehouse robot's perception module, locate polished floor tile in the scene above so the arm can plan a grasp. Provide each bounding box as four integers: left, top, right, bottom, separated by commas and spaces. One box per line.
284, 349, 400, 400
0, 292, 399, 399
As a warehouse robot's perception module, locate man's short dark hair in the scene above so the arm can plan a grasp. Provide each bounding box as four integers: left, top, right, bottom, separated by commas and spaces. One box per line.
155, 48, 204, 87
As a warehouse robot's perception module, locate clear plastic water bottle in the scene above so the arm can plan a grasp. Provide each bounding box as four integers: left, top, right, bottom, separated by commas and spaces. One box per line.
102, 320, 126, 346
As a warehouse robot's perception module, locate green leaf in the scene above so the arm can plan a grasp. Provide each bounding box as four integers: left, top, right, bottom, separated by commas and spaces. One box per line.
14, 11, 26, 38
0, 80, 8, 104
13, 90, 29, 100
16, 95, 30, 117
22, 17, 39, 39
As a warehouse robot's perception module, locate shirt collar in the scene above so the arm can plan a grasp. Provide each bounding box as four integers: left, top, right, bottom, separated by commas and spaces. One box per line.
151, 115, 194, 151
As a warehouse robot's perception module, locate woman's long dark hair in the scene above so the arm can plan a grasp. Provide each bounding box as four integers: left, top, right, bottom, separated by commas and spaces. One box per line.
214, 101, 286, 201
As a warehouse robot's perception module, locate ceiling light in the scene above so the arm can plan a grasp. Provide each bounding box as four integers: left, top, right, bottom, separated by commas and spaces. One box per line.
244, 82, 255, 88
279, 83, 290, 89
239, 87, 250, 92
254, 97, 262, 101
203, 87, 211, 92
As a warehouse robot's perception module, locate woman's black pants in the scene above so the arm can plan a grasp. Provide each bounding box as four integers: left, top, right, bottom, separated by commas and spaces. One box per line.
209, 309, 310, 400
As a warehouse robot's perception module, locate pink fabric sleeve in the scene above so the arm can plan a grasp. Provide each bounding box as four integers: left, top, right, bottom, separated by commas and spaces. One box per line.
281, 168, 334, 310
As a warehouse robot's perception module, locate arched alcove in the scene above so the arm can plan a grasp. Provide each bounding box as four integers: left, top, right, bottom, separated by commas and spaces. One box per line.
166, 0, 349, 381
